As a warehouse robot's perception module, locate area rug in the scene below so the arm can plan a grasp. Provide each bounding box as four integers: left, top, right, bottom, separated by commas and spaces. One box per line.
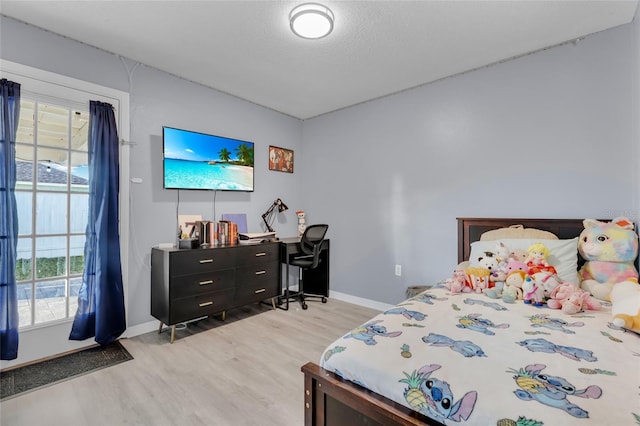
0, 340, 133, 400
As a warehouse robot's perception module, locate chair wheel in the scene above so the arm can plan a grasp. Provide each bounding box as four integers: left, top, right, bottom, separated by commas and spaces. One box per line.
321, 297, 327, 303
302, 303, 308, 310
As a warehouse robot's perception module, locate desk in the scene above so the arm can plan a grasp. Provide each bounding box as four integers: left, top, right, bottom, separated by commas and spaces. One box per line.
279, 237, 330, 311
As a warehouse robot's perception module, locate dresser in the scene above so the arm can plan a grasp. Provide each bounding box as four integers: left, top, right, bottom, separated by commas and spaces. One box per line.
151, 241, 280, 342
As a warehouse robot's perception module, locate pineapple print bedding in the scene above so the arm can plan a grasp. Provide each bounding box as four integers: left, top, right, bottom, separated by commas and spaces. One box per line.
320, 286, 640, 425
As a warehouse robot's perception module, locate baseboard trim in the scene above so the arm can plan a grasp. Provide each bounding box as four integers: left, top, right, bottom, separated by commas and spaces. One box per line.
123, 320, 159, 338
124, 292, 392, 338
329, 291, 393, 312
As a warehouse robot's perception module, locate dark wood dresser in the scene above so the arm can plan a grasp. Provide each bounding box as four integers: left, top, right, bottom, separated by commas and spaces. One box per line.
151, 241, 280, 342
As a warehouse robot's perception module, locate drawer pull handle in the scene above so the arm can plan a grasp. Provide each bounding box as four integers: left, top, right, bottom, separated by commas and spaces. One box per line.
199, 280, 214, 285
199, 259, 213, 264
199, 301, 213, 307
255, 270, 266, 275
255, 288, 266, 294
255, 252, 267, 257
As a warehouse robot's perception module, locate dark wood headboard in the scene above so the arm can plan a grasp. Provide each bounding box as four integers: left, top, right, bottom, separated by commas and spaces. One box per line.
457, 217, 589, 264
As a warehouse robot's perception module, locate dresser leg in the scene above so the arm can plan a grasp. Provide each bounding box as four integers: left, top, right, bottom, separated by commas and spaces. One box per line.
158, 321, 163, 333
170, 325, 176, 344
221, 311, 226, 321
271, 298, 276, 310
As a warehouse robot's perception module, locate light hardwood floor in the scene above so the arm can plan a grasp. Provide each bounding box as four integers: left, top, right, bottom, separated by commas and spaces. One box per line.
0, 299, 379, 426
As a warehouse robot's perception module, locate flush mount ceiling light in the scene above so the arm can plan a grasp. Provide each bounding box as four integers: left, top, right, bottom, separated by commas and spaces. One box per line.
290, 3, 334, 39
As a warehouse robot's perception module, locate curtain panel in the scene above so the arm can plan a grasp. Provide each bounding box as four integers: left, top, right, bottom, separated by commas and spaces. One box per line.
0, 79, 21, 360
69, 101, 126, 345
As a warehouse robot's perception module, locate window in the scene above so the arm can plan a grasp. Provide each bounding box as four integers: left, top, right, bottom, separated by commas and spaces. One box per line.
2, 60, 130, 337
15, 99, 90, 327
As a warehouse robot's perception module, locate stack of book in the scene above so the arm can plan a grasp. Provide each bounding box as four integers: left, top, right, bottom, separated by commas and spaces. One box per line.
210, 220, 238, 245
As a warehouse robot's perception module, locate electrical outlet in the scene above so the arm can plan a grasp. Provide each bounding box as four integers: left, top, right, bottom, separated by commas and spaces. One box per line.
395, 264, 402, 276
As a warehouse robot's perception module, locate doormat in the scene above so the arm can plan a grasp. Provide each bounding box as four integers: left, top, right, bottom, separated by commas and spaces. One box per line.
0, 340, 133, 401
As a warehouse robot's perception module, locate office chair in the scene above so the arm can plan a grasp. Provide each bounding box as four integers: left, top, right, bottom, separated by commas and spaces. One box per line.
287, 224, 329, 310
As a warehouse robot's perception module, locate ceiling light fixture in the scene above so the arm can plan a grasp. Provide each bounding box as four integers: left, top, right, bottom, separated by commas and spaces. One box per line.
290, 3, 334, 39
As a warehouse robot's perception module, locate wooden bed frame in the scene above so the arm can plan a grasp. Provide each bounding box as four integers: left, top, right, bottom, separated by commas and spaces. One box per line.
301, 217, 590, 426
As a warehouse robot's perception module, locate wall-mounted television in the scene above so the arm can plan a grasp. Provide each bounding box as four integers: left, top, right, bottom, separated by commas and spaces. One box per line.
162, 126, 254, 191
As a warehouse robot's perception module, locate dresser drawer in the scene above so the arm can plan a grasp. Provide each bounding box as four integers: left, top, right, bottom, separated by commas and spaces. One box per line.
236, 263, 279, 285
170, 249, 235, 276
170, 269, 235, 299
236, 244, 279, 266
236, 263, 278, 300
236, 284, 278, 305
170, 289, 235, 324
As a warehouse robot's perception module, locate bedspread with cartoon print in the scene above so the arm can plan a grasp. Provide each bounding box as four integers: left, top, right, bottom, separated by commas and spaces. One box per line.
320, 286, 640, 425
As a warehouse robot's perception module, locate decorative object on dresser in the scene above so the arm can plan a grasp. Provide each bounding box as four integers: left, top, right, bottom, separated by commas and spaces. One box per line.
151, 242, 280, 343
261, 198, 288, 233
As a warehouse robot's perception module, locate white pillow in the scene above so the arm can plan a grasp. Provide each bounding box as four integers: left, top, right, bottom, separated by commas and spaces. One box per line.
468, 238, 579, 284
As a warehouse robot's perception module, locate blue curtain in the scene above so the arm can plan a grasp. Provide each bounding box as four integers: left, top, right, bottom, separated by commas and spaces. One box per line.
70, 101, 125, 345
0, 79, 20, 360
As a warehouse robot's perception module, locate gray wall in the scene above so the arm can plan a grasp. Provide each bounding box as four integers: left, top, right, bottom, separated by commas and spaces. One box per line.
301, 17, 640, 304
2, 12, 639, 322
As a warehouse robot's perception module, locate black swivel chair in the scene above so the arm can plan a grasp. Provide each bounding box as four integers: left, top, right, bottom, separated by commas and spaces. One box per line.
287, 224, 329, 310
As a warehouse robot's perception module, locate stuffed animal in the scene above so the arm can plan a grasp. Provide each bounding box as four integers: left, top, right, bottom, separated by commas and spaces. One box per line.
522, 275, 545, 306
525, 242, 558, 276
506, 258, 527, 274
530, 271, 562, 299
502, 270, 526, 303
483, 281, 505, 299
579, 217, 639, 301
493, 242, 510, 265
465, 267, 490, 293
444, 263, 468, 294
547, 282, 602, 315
610, 281, 640, 333
509, 249, 528, 263
477, 251, 499, 273
296, 210, 306, 237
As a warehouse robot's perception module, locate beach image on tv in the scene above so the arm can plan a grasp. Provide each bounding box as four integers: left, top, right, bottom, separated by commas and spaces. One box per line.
163, 127, 254, 191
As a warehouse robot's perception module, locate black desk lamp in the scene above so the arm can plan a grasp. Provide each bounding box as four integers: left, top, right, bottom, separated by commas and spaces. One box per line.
262, 198, 288, 232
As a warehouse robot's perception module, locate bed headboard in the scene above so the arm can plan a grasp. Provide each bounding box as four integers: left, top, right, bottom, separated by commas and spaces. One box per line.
456, 217, 590, 264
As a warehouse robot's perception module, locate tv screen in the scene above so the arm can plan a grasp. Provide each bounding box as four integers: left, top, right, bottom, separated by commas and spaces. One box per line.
162, 126, 254, 191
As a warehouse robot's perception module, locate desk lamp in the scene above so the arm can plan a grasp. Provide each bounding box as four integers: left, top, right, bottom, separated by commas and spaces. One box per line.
262, 198, 288, 233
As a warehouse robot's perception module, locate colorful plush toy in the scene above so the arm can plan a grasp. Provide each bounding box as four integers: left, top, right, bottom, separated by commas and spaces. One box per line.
579, 217, 639, 301
509, 249, 528, 263
547, 282, 602, 315
525, 242, 558, 276
493, 242, 510, 265
610, 281, 640, 333
444, 263, 468, 294
465, 267, 491, 293
502, 270, 526, 303
522, 275, 545, 306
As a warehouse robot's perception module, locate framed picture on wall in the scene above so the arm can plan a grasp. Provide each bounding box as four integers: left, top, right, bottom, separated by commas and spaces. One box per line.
268, 145, 294, 173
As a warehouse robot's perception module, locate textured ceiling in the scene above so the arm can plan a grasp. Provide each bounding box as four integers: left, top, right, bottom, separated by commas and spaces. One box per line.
2, 1, 638, 119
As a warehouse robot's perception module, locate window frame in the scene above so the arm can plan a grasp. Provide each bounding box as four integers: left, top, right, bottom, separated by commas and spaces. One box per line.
1, 59, 131, 332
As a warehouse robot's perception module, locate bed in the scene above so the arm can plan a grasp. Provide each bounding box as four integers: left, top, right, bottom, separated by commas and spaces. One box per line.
301, 217, 640, 426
